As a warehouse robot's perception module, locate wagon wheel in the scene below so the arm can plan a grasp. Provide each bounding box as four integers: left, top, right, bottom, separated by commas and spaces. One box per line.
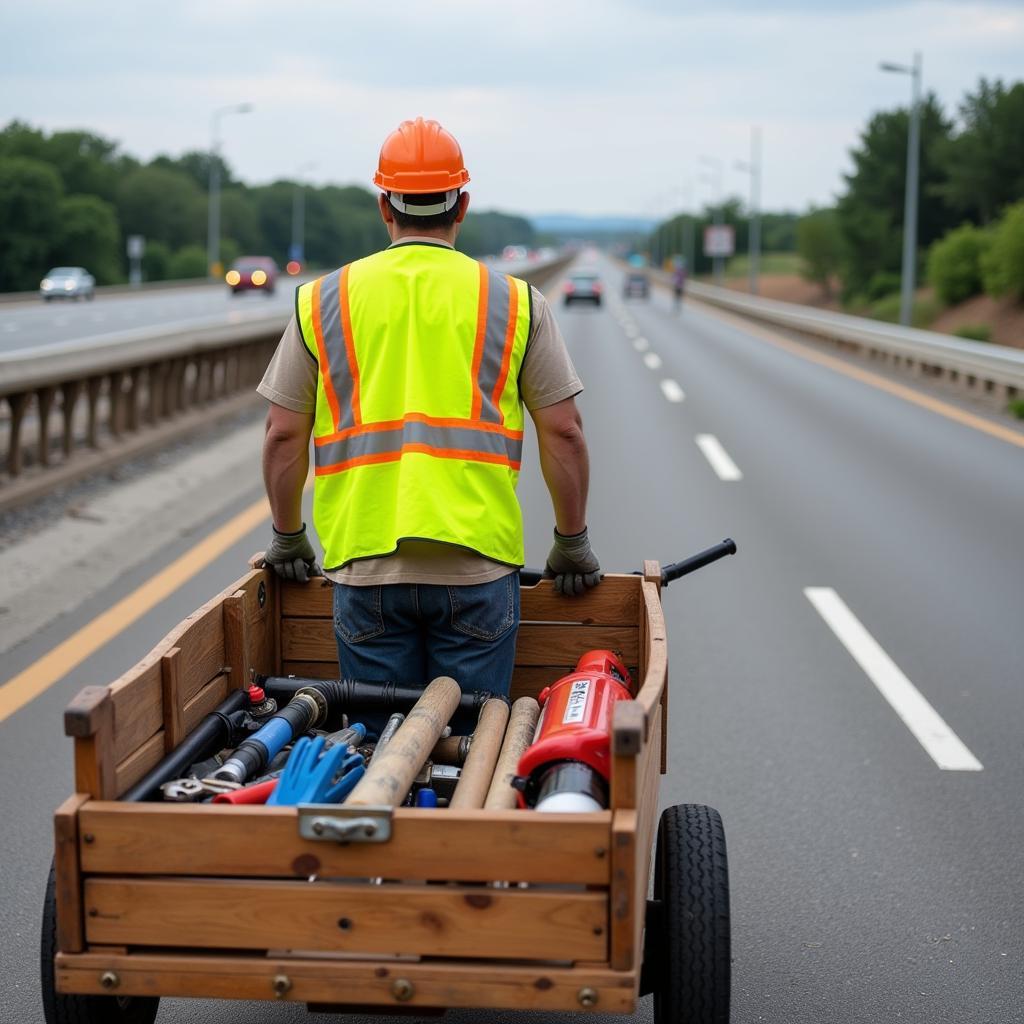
643, 804, 731, 1024
41, 861, 160, 1024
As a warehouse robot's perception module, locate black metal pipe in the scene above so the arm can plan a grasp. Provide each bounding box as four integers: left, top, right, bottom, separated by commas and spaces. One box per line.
255, 676, 505, 717
659, 538, 737, 586
120, 689, 251, 802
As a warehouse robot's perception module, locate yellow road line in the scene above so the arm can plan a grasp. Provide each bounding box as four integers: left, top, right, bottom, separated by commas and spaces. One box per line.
696, 301, 1024, 450
0, 495, 271, 724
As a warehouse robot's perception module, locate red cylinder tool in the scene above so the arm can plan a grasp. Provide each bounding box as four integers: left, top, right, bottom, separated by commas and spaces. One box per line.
513, 650, 633, 812
212, 777, 278, 805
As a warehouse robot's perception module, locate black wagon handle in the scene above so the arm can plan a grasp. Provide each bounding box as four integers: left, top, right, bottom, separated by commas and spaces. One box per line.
518, 538, 737, 589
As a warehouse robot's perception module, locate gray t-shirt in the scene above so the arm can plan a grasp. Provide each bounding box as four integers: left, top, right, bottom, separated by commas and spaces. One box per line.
257, 245, 581, 585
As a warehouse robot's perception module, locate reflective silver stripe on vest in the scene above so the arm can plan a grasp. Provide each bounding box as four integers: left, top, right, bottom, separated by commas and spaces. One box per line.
316, 269, 357, 431
476, 269, 512, 423
315, 421, 523, 469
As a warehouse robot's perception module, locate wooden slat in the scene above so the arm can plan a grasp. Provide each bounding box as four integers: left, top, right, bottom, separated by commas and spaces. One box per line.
280, 618, 334, 661
84, 877, 608, 962
110, 664, 162, 764
244, 572, 277, 678
515, 625, 637, 667
73, 694, 116, 799
279, 577, 334, 618
634, 581, 667, 721
114, 733, 164, 795
160, 648, 184, 752
181, 673, 230, 734
280, 660, 337, 680
53, 794, 89, 954
172, 604, 226, 702
609, 810, 636, 972
520, 574, 641, 625
78, 804, 612, 885
223, 590, 249, 686
56, 952, 637, 1012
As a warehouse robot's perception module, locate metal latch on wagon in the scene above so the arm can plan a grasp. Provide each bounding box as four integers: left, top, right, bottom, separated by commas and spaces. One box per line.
297, 804, 394, 844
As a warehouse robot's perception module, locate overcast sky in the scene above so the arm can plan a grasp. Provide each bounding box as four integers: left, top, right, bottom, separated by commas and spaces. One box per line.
3, 0, 1022, 218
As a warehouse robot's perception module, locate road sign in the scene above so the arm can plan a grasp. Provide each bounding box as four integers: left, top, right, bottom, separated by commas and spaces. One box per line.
126, 235, 145, 259
703, 225, 735, 258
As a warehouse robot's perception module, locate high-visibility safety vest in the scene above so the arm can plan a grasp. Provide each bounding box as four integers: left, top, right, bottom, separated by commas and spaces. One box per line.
295, 243, 533, 571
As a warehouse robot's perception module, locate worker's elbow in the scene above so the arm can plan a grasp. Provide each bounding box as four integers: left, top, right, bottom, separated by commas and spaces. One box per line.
263, 407, 311, 453
541, 418, 587, 458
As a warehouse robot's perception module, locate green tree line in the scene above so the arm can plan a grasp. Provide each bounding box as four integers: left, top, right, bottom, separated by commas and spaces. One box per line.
797, 77, 1024, 315
0, 121, 537, 293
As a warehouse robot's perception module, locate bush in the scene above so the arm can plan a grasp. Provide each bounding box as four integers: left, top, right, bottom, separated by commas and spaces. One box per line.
981, 201, 1024, 298
167, 244, 208, 280
953, 324, 991, 342
865, 271, 902, 302
927, 224, 990, 304
1008, 398, 1024, 420
142, 240, 171, 281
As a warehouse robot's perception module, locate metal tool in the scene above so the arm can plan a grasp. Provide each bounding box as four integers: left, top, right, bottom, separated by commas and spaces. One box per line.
368, 713, 404, 764
160, 777, 241, 802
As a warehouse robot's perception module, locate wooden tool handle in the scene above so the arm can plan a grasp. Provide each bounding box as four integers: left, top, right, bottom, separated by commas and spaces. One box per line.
449, 699, 511, 810
346, 677, 461, 807
483, 696, 541, 810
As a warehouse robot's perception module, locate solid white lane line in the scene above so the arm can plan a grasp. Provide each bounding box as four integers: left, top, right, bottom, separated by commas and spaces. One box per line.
695, 434, 742, 480
643, 352, 662, 370
633, 337, 649, 352
804, 587, 983, 772
660, 379, 685, 403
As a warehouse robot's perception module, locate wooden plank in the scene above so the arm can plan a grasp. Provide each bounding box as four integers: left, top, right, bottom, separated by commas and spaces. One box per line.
114, 732, 164, 795
515, 625, 637, 667
280, 660, 337, 680
170, 604, 226, 702
182, 673, 230, 734
78, 804, 612, 885
160, 648, 184, 752
630, 704, 662, 970
63, 687, 109, 737
244, 571, 277, 678
634, 581, 667, 721
609, 810, 636, 971
53, 794, 89, 954
73, 693, 116, 799
223, 590, 250, 687
56, 952, 637, 1012
520, 574, 641, 625
84, 878, 608, 962
110, 664, 162, 765
279, 577, 335, 618
280, 618, 335, 662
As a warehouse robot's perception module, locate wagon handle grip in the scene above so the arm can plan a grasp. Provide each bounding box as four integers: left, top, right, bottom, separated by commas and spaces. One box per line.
517, 538, 737, 589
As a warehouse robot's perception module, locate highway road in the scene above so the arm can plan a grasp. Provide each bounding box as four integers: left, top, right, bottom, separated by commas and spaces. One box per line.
1, 252, 1022, 1022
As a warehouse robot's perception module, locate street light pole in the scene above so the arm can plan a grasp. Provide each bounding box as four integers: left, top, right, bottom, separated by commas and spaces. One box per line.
880, 52, 922, 326
735, 126, 762, 295
699, 155, 725, 285
207, 103, 253, 279
291, 162, 316, 270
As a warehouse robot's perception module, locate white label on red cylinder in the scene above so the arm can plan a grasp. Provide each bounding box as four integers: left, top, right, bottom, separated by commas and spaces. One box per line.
562, 680, 591, 724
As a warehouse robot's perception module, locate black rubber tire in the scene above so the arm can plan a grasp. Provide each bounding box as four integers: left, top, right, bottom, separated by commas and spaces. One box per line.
41, 861, 160, 1024
650, 804, 731, 1024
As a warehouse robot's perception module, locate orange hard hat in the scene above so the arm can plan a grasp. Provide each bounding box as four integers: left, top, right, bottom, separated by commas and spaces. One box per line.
373, 117, 470, 194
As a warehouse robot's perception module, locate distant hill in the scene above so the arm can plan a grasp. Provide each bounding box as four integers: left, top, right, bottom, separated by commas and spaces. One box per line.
530, 213, 657, 235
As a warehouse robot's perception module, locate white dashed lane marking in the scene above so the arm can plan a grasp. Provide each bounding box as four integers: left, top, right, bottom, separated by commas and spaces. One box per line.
804, 587, 983, 771
660, 379, 685, 403
643, 352, 662, 370
695, 434, 742, 480
633, 337, 649, 352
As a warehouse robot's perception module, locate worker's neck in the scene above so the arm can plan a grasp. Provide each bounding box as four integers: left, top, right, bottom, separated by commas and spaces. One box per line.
389, 225, 458, 248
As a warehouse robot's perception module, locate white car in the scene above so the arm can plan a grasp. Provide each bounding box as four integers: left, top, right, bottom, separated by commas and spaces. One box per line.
40, 267, 95, 301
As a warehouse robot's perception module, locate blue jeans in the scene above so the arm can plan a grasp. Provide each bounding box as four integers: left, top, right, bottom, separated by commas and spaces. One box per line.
332, 575, 520, 734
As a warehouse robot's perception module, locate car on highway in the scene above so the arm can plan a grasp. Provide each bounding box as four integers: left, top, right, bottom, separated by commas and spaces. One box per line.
623, 271, 649, 299
563, 271, 603, 306
225, 256, 279, 295
39, 267, 95, 302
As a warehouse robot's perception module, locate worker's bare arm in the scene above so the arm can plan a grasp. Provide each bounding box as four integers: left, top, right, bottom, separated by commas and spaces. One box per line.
530, 397, 589, 536
262, 402, 314, 533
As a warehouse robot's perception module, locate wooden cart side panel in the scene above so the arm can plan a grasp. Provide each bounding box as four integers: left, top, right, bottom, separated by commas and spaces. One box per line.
73, 694, 116, 799
181, 673, 230, 733
609, 703, 662, 970
53, 794, 90, 954
77, 804, 612, 885
84, 878, 608, 962
280, 575, 642, 626
633, 580, 667, 722
56, 952, 637, 1013
114, 733, 164, 794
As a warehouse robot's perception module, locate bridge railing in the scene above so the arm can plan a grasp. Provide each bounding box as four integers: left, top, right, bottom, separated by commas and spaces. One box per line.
0, 254, 572, 512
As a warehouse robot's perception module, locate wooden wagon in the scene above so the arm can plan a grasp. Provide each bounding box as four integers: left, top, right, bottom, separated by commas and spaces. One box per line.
43, 558, 731, 1023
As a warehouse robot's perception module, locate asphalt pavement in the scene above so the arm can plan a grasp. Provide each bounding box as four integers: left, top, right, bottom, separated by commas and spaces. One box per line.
1, 252, 1021, 1023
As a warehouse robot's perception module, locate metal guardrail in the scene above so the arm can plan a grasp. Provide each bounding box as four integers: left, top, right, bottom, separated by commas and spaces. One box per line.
682, 278, 1024, 402
0, 254, 572, 510
0, 276, 223, 306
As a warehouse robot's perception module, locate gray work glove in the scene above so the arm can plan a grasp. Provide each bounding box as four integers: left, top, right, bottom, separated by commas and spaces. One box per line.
544, 527, 602, 596
264, 524, 323, 583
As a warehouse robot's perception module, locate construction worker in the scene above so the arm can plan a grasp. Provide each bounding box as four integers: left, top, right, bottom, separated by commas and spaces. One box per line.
257, 117, 600, 710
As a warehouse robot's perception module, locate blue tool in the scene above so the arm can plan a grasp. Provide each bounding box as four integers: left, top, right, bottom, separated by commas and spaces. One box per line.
267, 736, 366, 806
415, 788, 438, 808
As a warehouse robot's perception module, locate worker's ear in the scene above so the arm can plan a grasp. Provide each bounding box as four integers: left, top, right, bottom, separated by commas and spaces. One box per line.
454, 191, 470, 224
378, 193, 395, 224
